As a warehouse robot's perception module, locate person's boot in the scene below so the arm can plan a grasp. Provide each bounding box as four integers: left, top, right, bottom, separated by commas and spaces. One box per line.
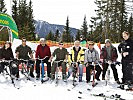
51, 74, 55, 80
62, 74, 67, 82
30, 67, 34, 78
79, 76, 82, 82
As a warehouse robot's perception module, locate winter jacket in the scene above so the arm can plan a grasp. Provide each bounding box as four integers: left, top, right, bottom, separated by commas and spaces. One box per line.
15, 45, 32, 60
100, 45, 118, 62
118, 38, 133, 61
2, 47, 14, 60
35, 44, 51, 59
84, 48, 100, 64
68, 47, 84, 63
0, 48, 3, 59
52, 48, 68, 61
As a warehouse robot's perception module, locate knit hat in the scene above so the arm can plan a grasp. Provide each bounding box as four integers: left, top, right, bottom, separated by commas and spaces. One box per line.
40, 38, 46, 41
105, 39, 111, 43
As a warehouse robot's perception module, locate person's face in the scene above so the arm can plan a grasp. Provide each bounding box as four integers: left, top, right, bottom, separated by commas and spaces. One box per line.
22, 39, 26, 45
74, 42, 80, 48
122, 33, 129, 40
5, 43, 10, 49
88, 44, 94, 50
105, 42, 111, 47
40, 40, 46, 46
59, 43, 63, 48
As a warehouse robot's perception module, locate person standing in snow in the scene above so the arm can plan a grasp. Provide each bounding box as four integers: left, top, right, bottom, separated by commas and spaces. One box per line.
35, 38, 51, 79
100, 39, 120, 84
67, 40, 84, 82
118, 31, 133, 84
84, 41, 102, 83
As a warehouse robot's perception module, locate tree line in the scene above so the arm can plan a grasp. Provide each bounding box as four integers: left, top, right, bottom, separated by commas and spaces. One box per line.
0, 0, 132, 43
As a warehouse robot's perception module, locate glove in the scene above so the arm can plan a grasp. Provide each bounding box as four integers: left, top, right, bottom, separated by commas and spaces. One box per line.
108, 60, 112, 65
123, 52, 129, 57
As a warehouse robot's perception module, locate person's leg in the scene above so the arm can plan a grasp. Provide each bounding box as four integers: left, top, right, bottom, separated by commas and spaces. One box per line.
86, 66, 91, 82
78, 64, 83, 82
61, 62, 67, 80
36, 60, 41, 78
67, 66, 73, 78
102, 63, 108, 80
95, 65, 102, 81
110, 64, 119, 81
51, 62, 57, 80
45, 61, 51, 78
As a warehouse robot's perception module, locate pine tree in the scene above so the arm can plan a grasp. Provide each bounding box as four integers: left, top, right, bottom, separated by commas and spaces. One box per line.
75, 30, 81, 41
27, 0, 35, 40
128, 14, 133, 38
12, 0, 18, 25
81, 15, 88, 39
0, 0, 7, 13
45, 31, 54, 40
54, 29, 60, 41
62, 16, 72, 42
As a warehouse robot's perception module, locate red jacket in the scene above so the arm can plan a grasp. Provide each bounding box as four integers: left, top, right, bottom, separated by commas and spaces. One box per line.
35, 44, 51, 59
100, 45, 118, 62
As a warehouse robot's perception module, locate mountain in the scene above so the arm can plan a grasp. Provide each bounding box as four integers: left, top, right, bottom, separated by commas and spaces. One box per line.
34, 20, 78, 38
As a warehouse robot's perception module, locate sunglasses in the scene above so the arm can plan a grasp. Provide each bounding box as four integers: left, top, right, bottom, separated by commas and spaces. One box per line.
59, 43, 63, 45
22, 40, 26, 42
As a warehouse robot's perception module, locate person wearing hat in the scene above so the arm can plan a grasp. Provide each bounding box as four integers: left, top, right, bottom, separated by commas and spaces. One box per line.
15, 37, 34, 78
100, 39, 120, 84
49, 41, 68, 81
35, 38, 51, 79
84, 41, 102, 83
80, 35, 87, 47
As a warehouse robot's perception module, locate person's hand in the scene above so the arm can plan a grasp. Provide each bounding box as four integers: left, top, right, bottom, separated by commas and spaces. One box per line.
123, 52, 129, 57
108, 60, 112, 65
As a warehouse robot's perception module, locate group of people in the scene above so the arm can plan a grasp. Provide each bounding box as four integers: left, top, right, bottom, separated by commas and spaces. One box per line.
0, 31, 133, 86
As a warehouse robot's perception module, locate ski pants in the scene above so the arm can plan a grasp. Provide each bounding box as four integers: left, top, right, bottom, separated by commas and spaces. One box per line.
36, 58, 51, 78
122, 60, 133, 84
86, 64, 102, 81
51, 61, 67, 79
102, 63, 119, 81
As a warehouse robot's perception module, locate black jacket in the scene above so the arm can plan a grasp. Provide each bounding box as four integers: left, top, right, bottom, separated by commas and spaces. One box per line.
0, 48, 3, 59
118, 38, 133, 61
2, 47, 14, 60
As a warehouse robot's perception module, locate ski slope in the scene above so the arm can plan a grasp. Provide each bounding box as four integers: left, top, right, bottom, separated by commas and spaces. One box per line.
0, 39, 133, 100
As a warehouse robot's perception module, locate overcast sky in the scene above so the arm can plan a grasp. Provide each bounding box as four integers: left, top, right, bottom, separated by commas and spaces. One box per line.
5, 0, 97, 29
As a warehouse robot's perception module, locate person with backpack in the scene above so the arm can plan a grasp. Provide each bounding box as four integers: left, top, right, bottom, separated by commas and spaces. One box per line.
84, 41, 102, 83
100, 39, 120, 84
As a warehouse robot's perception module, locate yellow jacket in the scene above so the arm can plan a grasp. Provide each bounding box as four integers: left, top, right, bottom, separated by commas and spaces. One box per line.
68, 47, 84, 64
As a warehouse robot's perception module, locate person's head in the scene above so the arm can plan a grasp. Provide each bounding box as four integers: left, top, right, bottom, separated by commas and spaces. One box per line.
122, 31, 130, 40
0, 43, 4, 49
80, 35, 83, 40
5, 41, 11, 49
21, 37, 26, 46
58, 41, 63, 49
40, 38, 46, 46
88, 41, 95, 50
74, 40, 80, 48
105, 39, 111, 47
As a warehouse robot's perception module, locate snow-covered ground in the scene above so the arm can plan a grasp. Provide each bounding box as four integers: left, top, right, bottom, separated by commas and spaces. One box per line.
0, 39, 133, 100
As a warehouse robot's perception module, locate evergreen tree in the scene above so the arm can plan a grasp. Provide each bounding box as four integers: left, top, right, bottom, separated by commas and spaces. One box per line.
0, 0, 7, 13
62, 16, 72, 42
75, 30, 81, 41
81, 15, 88, 39
27, 0, 35, 40
128, 14, 133, 38
54, 29, 60, 41
12, 0, 18, 25
45, 31, 54, 40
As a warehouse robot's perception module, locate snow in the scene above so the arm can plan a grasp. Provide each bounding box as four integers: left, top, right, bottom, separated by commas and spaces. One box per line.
0, 39, 133, 100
